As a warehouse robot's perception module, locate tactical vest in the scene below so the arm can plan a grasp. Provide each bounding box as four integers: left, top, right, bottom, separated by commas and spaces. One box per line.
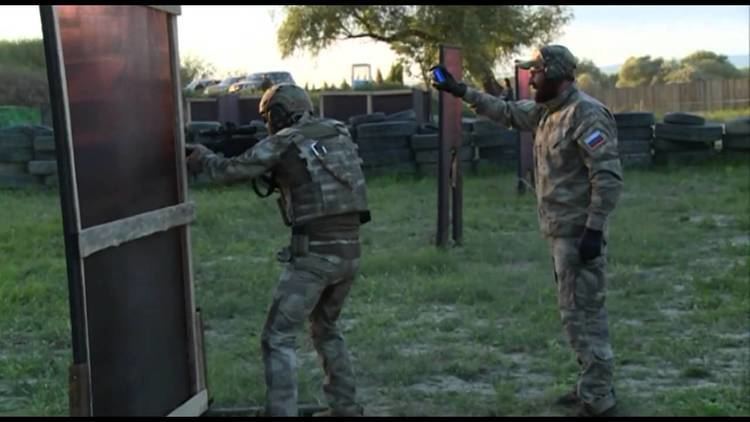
273, 118, 370, 227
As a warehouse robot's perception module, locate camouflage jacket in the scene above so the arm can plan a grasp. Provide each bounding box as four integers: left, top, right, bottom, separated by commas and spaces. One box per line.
197, 114, 369, 227
464, 84, 623, 237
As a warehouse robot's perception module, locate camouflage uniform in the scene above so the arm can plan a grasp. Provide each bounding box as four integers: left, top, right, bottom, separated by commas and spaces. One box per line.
190, 85, 369, 416
462, 46, 623, 414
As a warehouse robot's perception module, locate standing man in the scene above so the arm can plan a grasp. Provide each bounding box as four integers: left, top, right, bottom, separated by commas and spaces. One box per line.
431, 45, 622, 417
186, 83, 370, 417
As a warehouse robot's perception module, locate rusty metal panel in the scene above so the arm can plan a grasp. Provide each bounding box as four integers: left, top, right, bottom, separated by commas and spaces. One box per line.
42, 5, 198, 416
437, 45, 463, 247
371, 93, 413, 115
238, 96, 262, 123
189, 100, 219, 122
217, 94, 240, 125
515, 66, 534, 194
322, 94, 368, 121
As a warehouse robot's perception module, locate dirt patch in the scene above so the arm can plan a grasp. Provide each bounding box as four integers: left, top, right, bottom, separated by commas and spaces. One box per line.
658, 307, 690, 319
407, 375, 496, 396
686, 214, 735, 227
729, 235, 750, 248
620, 319, 644, 327
202, 255, 269, 267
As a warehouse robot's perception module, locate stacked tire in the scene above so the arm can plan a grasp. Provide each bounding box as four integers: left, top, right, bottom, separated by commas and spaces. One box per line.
721, 116, 750, 155
613, 112, 654, 168
355, 120, 417, 174
0, 124, 57, 189
653, 112, 721, 165
347, 112, 386, 142
409, 131, 473, 177
463, 117, 518, 170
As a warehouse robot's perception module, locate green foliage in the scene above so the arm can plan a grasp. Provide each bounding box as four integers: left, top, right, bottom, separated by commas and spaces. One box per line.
277, 6, 572, 87
179, 54, 216, 88
0, 38, 49, 106
575, 58, 614, 91
375, 68, 384, 85
339, 78, 351, 90
617, 50, 744, 88
386, 62, 404, 84
616, 55, 666, 88
0, 39, 45, 72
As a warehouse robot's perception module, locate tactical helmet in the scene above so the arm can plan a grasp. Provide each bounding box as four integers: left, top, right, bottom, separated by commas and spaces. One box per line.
517, 45, 577, 80
258, 83, 313, 132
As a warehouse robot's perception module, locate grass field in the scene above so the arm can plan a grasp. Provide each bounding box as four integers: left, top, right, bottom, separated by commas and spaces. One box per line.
0, 158, 748, 416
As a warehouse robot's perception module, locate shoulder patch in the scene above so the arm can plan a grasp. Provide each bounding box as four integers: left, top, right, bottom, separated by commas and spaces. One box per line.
584, 130, 606, 150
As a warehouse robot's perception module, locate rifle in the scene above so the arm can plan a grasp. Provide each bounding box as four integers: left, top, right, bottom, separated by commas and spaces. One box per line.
195, 121, 266, 158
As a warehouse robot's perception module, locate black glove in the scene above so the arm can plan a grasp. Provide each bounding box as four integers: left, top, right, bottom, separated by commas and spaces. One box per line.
578, 228, 603, 262
429, 64, 467, 98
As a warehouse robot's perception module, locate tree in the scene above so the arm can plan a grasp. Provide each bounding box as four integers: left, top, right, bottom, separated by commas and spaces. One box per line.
575, 58, 612, 91
304, 82, 309, 91
386, 61, 404, 84
277, 6, 572, 88
616, 55, 665, 88
179, 54, 216, 87
666, 50, 742, 82
340, 78, 351, 90
0, 38, 45, 71
375, 68, 384, 85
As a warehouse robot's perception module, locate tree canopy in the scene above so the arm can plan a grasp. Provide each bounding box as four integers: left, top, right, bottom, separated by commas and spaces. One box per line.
277, 5, 572, 89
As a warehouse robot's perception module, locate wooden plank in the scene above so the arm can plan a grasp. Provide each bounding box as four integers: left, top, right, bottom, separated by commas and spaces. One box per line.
41, 7, 94, 416
167, 390, 208, 417
69, 363, 91, 417
168, 13, 203, 398
78, 203, 196, 258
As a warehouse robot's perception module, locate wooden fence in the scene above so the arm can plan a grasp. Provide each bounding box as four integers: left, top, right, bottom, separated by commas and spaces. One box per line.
587, 78, 750, 115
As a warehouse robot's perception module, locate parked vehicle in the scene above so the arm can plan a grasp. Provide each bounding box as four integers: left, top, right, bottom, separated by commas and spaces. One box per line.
228, 71, 296, 94
204, 75, 245, 96
184, 77, 221, 94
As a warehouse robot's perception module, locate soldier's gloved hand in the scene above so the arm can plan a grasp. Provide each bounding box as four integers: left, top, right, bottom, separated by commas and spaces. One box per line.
185, 143, 212, 174
578, 227, 603, 262
429, 64, 467, 98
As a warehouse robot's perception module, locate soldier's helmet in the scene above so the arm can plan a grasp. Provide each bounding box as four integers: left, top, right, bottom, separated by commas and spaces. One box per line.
517, 45, 577, 80
258, 83, 313, 123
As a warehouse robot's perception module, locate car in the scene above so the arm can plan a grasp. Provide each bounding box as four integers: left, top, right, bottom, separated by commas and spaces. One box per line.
204, 75, 245, 96
184, 77, 221, 93
228, 71, 296, 94
227, 73, 265, 94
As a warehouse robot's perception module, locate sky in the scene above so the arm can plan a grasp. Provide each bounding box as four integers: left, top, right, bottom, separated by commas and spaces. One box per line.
1, 5, 748, 87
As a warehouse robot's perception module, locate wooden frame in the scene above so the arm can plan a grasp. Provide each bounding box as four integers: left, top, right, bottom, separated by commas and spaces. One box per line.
436, 44, 463, 247
78, 203, 195, 258
40, 5, 207, 416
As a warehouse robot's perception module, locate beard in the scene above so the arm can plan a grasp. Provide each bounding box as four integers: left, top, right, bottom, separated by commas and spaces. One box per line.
532, 77, 565, 103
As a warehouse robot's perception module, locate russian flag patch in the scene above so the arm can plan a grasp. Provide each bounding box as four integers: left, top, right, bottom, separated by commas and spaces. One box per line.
584, 131, 606, 149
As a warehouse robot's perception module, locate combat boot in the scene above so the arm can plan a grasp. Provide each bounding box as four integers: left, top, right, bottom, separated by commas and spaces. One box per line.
554, 388, 580, 407
576, 402, 618, 417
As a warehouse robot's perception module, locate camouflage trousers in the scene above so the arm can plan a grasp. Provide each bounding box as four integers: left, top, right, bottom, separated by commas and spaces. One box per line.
261, 252, 361, 417
548, 236, 616, 413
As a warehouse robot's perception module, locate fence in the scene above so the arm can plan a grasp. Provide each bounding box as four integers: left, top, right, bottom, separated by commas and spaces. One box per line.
184, 88, 432, 125
587, 78, 750, 115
